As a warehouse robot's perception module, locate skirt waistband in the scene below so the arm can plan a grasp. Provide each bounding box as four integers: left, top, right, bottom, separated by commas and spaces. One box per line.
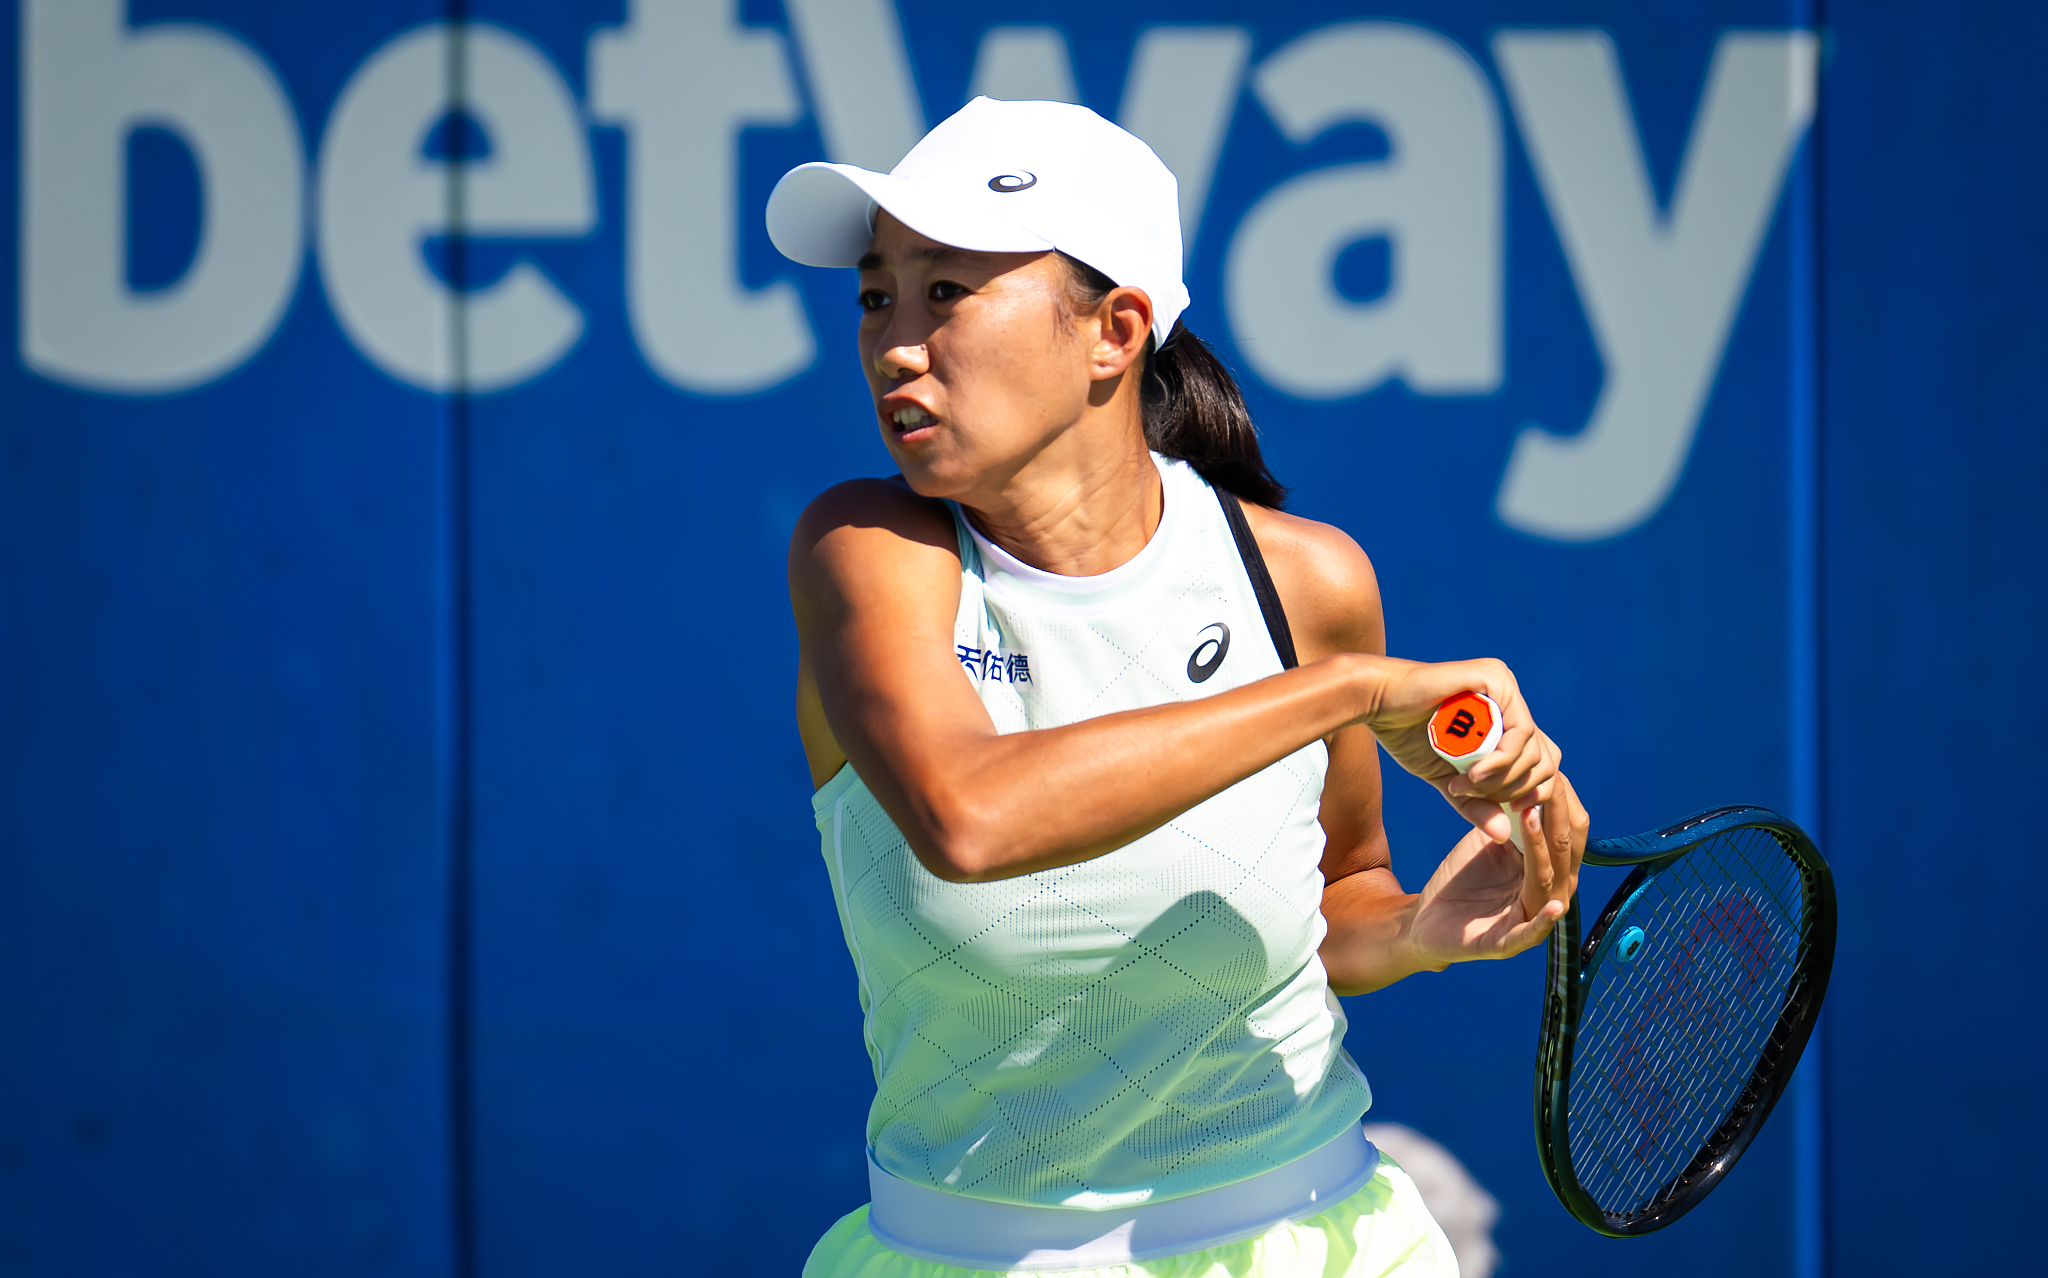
865, 1124, 1381, 1272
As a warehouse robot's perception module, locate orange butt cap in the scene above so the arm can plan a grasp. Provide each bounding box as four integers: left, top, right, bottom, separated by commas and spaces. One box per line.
1428, 692, 1496, 759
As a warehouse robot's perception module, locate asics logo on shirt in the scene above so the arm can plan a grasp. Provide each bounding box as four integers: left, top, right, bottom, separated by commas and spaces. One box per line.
1187, 623, 1230, 683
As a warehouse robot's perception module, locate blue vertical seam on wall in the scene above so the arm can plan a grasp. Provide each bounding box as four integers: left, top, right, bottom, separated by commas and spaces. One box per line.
444, 7, 480, 1278
1789, 5, 1828, 1278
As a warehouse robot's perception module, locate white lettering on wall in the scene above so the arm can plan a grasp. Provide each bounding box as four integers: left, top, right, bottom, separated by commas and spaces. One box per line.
591, 0, 812, 396
1493, 30, 1818, 541
16, 2, 1810, 509
1224, 22, 1501, 400
968, 27, 1080, 104
317, 23, 594, 393
783, 0, 925, 171
1118, 27, 1252, 255
20, 0, 303, 394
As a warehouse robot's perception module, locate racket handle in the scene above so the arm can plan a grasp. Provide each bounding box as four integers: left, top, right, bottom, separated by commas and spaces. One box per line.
1427, 690, 1534, 854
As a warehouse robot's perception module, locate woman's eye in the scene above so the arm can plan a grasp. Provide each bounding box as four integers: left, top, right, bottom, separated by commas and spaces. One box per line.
857, 288, 890, 313
929, 280, 968, 302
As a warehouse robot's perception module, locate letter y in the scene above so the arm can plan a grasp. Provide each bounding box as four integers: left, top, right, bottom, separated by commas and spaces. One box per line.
1493, 30, 1817, 540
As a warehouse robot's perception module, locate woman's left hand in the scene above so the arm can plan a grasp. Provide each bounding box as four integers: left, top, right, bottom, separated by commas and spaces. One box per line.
1347, 655, 1566, 848
1404, 770, 1590, 965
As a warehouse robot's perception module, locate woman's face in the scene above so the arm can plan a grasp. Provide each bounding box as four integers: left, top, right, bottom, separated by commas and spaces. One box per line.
856, 213, 1101, 499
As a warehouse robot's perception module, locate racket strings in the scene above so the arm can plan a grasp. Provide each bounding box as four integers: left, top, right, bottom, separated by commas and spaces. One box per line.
1580, 851, 1796, 1199
1573, 834, 1804, 1208
1566, 829, 1813, 1220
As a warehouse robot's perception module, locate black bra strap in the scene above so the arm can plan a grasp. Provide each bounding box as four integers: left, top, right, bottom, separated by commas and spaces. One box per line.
1215, 489, 1299, 671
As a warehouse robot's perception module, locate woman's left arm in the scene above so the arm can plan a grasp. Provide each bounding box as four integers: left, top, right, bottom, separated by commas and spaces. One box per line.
1244, 504, 1589, 996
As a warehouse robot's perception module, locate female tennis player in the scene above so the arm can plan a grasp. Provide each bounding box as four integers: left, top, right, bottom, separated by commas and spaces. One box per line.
769, 98, 1589, 1277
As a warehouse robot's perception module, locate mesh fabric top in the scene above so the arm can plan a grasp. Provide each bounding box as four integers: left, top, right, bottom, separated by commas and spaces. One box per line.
811, 457, 1370, 1209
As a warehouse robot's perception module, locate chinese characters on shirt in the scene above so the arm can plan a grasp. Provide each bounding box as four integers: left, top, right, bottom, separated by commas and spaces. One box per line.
956, 644, 1032, 684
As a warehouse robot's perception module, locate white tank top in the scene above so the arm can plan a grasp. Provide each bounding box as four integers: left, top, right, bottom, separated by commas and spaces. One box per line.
811, 455, 1371, 1210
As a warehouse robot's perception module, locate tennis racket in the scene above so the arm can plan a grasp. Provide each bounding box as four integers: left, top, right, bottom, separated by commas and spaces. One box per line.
1429, 696, 1837, 1236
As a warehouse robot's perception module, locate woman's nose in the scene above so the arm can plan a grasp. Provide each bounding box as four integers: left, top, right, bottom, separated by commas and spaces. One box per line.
874, 343, 928, 381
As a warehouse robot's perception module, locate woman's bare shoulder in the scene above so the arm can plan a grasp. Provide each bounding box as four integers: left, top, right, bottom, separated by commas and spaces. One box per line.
795, 477, 956, 544
1238, 501, 1385, 660
788, 478, 961, 613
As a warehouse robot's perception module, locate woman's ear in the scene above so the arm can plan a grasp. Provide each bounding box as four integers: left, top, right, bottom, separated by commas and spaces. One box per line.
1088, 287, 1155, 380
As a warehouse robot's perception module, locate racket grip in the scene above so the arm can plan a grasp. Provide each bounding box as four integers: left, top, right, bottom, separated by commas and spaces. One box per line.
1428, 690, 1535, 854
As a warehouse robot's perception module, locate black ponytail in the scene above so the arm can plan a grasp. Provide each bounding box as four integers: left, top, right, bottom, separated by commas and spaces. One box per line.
1142, 325, 1288, 509
1060, 255, 1288, 509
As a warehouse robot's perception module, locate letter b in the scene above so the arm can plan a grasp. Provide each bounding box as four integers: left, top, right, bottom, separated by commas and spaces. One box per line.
21, 0, 305, 394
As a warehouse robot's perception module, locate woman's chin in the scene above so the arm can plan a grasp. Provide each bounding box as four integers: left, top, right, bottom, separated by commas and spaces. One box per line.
883, 450, 956, 498
884, 437, 962, 489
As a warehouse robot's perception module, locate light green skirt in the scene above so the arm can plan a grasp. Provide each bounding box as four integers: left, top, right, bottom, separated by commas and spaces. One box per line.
802, 1152, 1458, 1278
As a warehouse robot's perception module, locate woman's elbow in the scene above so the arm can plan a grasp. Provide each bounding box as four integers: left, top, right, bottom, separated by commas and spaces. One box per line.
910, 833, 1003, 883
905, 793, 1008, 883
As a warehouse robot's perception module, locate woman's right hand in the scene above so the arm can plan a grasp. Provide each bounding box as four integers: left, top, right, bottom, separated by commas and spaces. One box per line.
1348, 655, 1563, 846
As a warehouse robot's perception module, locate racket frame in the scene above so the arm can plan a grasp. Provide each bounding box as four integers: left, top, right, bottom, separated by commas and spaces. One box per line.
1535, 805, 1837, 1237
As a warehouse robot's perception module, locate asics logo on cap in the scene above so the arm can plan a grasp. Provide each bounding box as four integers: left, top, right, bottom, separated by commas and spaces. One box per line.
987, 172, 1037, 193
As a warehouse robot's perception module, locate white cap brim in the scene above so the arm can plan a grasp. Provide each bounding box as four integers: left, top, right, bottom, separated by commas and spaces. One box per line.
766, 162, 1055, 269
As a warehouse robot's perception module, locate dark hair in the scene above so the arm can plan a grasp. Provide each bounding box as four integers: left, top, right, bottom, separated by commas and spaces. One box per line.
1059, 255, 1288, 508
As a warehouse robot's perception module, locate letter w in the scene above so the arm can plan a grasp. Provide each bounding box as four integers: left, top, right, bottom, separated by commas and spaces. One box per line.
1492, 30, 1817, 541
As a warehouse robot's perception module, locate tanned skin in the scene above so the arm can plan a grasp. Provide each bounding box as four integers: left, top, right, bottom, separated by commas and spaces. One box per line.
790, 213, 1588, 996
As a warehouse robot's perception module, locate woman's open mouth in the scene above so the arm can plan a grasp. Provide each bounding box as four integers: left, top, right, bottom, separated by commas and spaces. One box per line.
886, 403, 939, 441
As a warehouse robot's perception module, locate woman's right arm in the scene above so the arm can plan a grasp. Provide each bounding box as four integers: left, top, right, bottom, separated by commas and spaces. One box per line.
789, 480, 1550, 883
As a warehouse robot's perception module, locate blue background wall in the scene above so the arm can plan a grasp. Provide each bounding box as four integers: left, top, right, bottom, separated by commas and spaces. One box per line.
3, 1, 2040, 1274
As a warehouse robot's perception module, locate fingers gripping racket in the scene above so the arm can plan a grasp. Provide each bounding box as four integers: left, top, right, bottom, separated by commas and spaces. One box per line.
1431, 696, 1838, 1237
1428, 691, 1532, 851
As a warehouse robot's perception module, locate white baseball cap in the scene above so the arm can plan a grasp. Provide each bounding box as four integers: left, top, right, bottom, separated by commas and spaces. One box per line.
766, 97, 1189, 346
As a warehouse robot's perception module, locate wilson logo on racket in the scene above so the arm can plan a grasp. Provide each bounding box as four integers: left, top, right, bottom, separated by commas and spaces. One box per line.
1186, 623, 1229, 683
1605, 890, 1780, 1166
1427, 691, 1496, 759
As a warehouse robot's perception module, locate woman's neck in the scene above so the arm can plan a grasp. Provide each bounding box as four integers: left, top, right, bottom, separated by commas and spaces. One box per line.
960, 435, 1163, 578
